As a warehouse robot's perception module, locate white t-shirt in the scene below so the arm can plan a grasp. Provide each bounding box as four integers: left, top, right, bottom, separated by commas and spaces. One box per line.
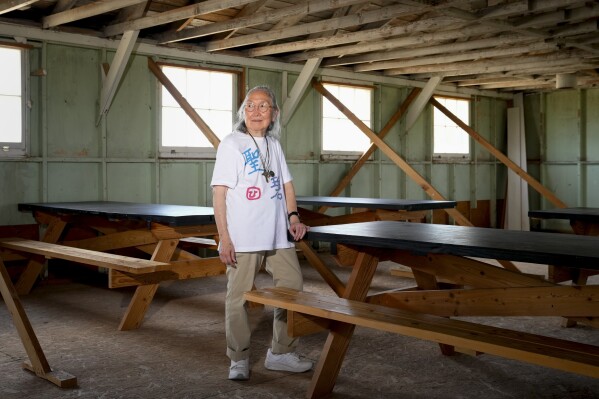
211, 131, 294, 252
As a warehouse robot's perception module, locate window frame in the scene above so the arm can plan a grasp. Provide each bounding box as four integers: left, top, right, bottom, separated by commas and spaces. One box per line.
0, 42, 29, 158
432, 95, 471, 160
157, 62, 242, 159
320, 81, 374, 160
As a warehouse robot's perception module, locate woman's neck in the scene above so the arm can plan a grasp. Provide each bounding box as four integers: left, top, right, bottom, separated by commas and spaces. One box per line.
248, 131, 265, 138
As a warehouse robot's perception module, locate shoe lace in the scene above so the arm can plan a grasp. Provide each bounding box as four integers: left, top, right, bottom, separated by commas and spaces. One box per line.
231, 361, 247, 370
279, 352, 301, 362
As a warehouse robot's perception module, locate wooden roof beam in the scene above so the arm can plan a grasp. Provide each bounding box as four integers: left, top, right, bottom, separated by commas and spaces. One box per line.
43, 0, 147, 29
456, 76, 540, 87
283, 22, 498, 62
354, 42, 557, 73
157, 0, 368, 45
250, 0, 471, 58
323, 34, 536, 67
103, 0, 258, 38
212, 0, 269, 41
52, 0, 77, 14
384, 51, 587, 76
204, 2, 407, 52
0, 0, 39, 16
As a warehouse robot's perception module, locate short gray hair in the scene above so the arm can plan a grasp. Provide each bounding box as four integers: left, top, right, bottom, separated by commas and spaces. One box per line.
232, 85, 281, 139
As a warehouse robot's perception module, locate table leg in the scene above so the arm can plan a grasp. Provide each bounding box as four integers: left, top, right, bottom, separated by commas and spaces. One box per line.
15, 217, 67, 295
307, 252, 379, 399
411, 269, 456, 355
118, 239, 178, 331
561, 270, 590, 328
0, 259, 77, 388
296, 240, 345, 297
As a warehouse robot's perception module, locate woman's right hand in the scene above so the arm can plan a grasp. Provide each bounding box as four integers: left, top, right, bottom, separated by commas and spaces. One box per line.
218, 237, 237, 266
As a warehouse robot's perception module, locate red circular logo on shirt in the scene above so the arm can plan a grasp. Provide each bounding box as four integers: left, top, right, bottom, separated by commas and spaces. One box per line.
246, 186, 261, 200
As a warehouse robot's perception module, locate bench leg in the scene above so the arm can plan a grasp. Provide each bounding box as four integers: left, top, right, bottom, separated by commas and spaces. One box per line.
307, 251, 379, 398
0, 259, 77, 388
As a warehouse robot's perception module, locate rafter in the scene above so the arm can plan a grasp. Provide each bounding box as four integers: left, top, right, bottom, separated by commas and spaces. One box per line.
247, 0, 471, 58
0, 0, 39, 15
212, 0, 269, 41
43, 0, 147, 29
385, 51, 586, 76
218, 4, 416, 52
103, 0, 258, 38
282, 21, 496, 62
322, 34, 536, 68
355, 42, 558, 73
157, 0, 369, 45
52, 0, 77, 13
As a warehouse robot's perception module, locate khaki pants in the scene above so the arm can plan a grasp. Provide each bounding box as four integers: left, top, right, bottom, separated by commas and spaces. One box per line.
225, 247, 303, 362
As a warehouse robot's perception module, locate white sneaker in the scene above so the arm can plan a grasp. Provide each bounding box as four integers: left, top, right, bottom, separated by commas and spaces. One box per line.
264, 348, 313, 372
228, 358, 249, 380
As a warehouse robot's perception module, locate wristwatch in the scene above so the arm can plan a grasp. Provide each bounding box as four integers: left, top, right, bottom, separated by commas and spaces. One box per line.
288, 211, 300, 221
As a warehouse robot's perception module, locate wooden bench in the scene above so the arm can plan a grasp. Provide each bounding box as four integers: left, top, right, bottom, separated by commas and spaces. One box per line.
0, 238, 171, 274
244, 287, 599, 379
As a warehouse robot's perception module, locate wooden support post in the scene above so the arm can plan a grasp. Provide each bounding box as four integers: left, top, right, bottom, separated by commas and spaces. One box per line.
282, 58, 321, 126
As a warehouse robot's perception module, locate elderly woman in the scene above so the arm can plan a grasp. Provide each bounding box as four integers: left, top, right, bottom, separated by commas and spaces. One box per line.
211, 85, 313, 380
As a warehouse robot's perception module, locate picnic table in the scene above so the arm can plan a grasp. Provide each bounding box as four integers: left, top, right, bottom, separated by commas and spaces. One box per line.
245, 221, 599, 398
529, 207, 599, 235
1, 201, 220, 331
529, 207, 599, 325
294, 195, 457, 269
296, 195, 456, 225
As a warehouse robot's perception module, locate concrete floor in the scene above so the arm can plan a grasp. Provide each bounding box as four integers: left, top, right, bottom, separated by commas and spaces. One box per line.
1, 256, 599, 399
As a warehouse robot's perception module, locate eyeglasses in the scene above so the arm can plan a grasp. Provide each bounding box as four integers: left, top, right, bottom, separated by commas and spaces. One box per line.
245, 102, 273, 113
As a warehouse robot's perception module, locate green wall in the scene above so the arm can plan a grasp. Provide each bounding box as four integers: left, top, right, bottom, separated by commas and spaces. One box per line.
525, 89, 599, 232
1, 39, 515, 226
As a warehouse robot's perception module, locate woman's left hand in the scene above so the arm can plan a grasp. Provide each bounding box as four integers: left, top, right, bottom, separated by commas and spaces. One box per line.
289, 222, 309, 241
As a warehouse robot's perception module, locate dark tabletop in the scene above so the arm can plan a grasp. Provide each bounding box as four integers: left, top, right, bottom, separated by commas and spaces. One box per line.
529, 207, 599, 223
305, 221, 599, 270
19, 201, 215, 227
296, 196, 456, 211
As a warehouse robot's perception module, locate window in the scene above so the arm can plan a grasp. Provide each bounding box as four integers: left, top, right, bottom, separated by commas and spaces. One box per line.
322, 83, 372, 154
160, 64, 236, 157
0, 45, 26, 157
433, 96, 470, 157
